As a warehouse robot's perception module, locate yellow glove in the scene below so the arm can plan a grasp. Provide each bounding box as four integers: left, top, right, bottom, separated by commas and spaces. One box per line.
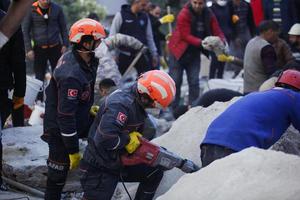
232, 15, 239, 24
12, 96, 24, 110
160, 56, 168, 69
159, 14, 175, 24
90, 105, 99, 117
217, 54, 235, 62
69, 152, 81, 170
125, 131, 142, 154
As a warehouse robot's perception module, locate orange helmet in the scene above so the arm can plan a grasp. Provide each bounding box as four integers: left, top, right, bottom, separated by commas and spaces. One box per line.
137, 70, 176, 109
275, 69, 300, 90
69, 18, 106, 44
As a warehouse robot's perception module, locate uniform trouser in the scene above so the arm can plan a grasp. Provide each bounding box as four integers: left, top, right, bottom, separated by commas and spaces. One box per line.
169, 54, 201, 108
118, 51, 153, 76
0, 89, 24, 127
34, 44, 62, 101
200, 144, 236, 167
209, 53, 225, 79
80, 163, 164, 200
44, 134, 69, 200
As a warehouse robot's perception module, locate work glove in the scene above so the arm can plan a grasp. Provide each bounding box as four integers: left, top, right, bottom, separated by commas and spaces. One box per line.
69, 152, 81, 170
217, 54, 235, 62
90, 105, 99, 117
159, 14, 175, 24
125, 131, 142, 154
12, 96, 24, 110
232, 14, 239, 24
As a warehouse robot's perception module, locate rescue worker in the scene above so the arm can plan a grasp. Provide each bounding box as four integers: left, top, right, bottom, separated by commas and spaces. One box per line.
200, 69, 300, 167
42, 18, 106, 200
80, 70, 176, 200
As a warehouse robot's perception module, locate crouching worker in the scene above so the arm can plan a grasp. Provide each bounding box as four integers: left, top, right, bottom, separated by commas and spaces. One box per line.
42, 18, 106, 200
80, 70, 176, 200
200, 69, 300, 167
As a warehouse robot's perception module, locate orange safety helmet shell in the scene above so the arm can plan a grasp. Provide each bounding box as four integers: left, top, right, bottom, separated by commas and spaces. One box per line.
137, 70, 176, 109
69, 18, 106, 44
275, 69, 300, 90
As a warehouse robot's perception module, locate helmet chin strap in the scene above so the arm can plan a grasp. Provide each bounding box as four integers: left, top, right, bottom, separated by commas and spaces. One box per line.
76, 40, 97, 55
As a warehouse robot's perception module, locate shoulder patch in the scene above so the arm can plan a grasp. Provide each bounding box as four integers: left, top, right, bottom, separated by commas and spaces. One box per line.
116, 112, 127, 125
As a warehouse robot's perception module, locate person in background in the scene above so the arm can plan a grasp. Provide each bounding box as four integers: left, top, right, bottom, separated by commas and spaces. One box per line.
110, 0, 158, 75
243, 20, 279, 94
209, 0, 233, 78
288, 23, 300, 62
168, 0, 225, 109
42, 18, 106, 200
200, 69, 300, 167
226, 0, 256, 76
0, 2, 26, 128
262, 0, 298, 39
148, 3, 174, 69
22, 0, 69, 102
80, 70, 176, 200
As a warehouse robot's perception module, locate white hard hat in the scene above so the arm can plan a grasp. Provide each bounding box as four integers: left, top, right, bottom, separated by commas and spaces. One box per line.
288, 23, 300, 35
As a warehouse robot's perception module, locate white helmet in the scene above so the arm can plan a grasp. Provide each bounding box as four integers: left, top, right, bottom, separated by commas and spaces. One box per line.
288, 23, 300, 36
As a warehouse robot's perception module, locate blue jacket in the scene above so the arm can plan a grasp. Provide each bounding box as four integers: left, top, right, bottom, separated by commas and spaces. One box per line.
44, 49, 98, 154
201, 88, 300, 151
82, 83, 148, 170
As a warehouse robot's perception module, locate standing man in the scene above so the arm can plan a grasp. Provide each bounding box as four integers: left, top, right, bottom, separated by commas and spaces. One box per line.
22, 0, 69, 102
288, 23, 300, 62
80, 70, 176, 200
109, 0, 158, 75
168, 0, 225, 108
243, 20, 279, 94
200, 69, 300, 167
42, 18, 106, 200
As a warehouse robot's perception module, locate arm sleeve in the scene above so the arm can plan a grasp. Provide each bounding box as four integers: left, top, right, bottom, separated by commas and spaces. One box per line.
10, 28, 26, 97
145, 15, 158, 57
58, 6, 69, 47
104, 33, 144, 51
261, 45, 277, 76
177, 11, 201, 47
57, 78, 82, 154
97, 101, 130, 151
109, 12, 122, 36
21, 10, 32, 52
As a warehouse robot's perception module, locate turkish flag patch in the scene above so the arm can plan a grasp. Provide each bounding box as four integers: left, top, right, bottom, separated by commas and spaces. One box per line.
117, 112, 127, 124
68, 89, 78, 98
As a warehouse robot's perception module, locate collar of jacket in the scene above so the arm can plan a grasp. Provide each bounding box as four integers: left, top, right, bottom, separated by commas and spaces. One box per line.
32, 1, 51, 16
72, 48, 98, 73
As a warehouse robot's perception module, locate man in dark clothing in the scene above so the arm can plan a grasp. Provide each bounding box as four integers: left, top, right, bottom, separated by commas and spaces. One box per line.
210, 0, 233, 78
80, 70, 176, 200
243, 20, 279, 94
0, 3, 26, 190
110, 0, 158, 75
22, 0, 69, 101
168, 0, 225, 109
0, 0, 26, 128
200, 69, 300, 167
226, 0, 256, 75
42, 18, 107, 200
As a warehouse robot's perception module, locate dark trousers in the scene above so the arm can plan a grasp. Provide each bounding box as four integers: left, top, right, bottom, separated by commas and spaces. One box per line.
200, 144, 236, 167
34, 44, 62, 101
118, 51, 153, 76
80, 163, 164, 200
0, 116, 2, 185
169, 54, 201, 108
0, 89, 24, 127
209, 53, 225, 79
44, 133, 69, 200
